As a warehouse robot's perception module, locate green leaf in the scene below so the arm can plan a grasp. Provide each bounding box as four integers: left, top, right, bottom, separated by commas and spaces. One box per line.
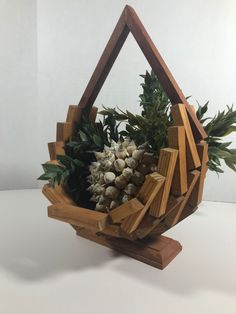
223, 126, 236, 136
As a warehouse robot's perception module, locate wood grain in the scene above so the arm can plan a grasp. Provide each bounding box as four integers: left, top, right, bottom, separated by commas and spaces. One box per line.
168, 170, 200, 226
48, 141, 65, 160
77, 5, 206, 140
171, 104, 201, 170
189, 141, 208, 207
109, 198, 144, 223
89, 106, 98, 122
121, 173, 165, 234
168, 126, 188, 195
56, 122, 73, 142
66, 105, 82, 124
48, 203, 108, 231
149, 148, 178, 217
75, 226, 182, 270
42, 184, 75, 205
78, 7, 129, 112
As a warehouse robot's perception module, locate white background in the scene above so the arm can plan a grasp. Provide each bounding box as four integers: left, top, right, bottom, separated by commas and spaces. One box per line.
0, 0, 236, 202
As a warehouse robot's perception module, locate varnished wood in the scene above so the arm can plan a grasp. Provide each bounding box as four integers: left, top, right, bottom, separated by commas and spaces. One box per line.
163, 196, 185, 228
121, 173, 165, 234
189, 141, 208, 207
168, 170, 200, 226
138, 172, 165, 204
78, 7, 129, 112
74, 226, 182, 270
171, 104, 201, 170
48, 141, 65, 160
66, 105, 82, 124
48, 203, 109, 231
168, 126, 188, 195
56, 122, 73, 142
77, 6, 207, 140
89, 106, 98, 122
42, 184, 75, 205
109, 198, 144, 223
149, 148, 178, 217
66, 105, 82, 134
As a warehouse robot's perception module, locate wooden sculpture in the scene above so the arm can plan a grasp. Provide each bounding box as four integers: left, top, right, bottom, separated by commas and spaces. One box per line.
42, 5, 208, 269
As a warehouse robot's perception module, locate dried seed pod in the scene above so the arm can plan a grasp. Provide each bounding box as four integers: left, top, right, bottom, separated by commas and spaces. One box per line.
104, 150, 115, 162
114, 175, 127, 189
104, 172, 116, 184
93, 183, 105, 195
98, 195, 109, 206
105, 186, 120, 199
100, 160, 113, 171
124, 183, 137, 196
132, 149, 145, 161
131, 170, 145, 186
115, 146, 128, 159
121, 193, 132, 203
110, 200, 120, 210
122, 138, 131, 148
126, 141, 137, 156
150, 163, 158, 172
137, 163, 150, 175
138, 142, 150, 151
141, 152, 156, 164
95, 203, 106, 211
90, 195, 100, 202
95, 152, 106, 160
122, 167, 133, 179
98, 173, 105, 185
114, 158, 126, 172
125, 157, 138, 169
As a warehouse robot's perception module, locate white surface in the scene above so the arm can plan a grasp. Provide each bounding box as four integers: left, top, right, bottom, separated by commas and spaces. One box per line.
1, 0, 236, 200
0, 0, 38, 190
0, 189, 235, 314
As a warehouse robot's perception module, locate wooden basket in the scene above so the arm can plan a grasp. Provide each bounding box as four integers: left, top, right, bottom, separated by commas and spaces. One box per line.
42, 5, 208, 270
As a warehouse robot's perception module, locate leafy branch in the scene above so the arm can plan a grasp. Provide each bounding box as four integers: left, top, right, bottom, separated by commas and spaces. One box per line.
196, 103, 236, 173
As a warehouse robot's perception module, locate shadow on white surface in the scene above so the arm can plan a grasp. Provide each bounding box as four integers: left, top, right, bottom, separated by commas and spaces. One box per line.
0, 190, 115, 281
0, 190, 235, 296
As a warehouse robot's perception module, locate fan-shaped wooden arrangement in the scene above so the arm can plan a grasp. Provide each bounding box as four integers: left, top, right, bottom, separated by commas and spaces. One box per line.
42, 5, 208, 269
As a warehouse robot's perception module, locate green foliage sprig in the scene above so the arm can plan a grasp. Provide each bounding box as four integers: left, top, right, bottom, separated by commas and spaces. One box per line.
100, 70, 172, 155
196, 102, 236, 173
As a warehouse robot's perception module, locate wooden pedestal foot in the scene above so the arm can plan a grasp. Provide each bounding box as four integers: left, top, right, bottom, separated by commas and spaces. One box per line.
73, 226, 182, 270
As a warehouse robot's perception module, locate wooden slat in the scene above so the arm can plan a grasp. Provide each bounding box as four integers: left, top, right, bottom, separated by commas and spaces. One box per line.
138, 173, 163, 204
126, 6, 207, 141
168, 126, 188, 195
76, 6, 207, 140
66, 105, 82, 135
109, 198, 144, 223
48, 203, 108, 231
75, 226, 182, 270
133, 215, 161, 240
78, 7, 129, 111
42, 184, 76, 205
101, 225, 138, 241
163, 196, 185, 228
56, 122, 73, 142
166, 170, 200, 226
149, 148, 178, 217
48, 141, 65, 160
121, 173, 165, 234
189, 141, 208, 207
89, 106, 98, 122
66, 105, 82, 124
171, 104, 201, 170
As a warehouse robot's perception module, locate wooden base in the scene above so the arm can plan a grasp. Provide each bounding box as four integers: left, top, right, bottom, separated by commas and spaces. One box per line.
73, 226, 182, 269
